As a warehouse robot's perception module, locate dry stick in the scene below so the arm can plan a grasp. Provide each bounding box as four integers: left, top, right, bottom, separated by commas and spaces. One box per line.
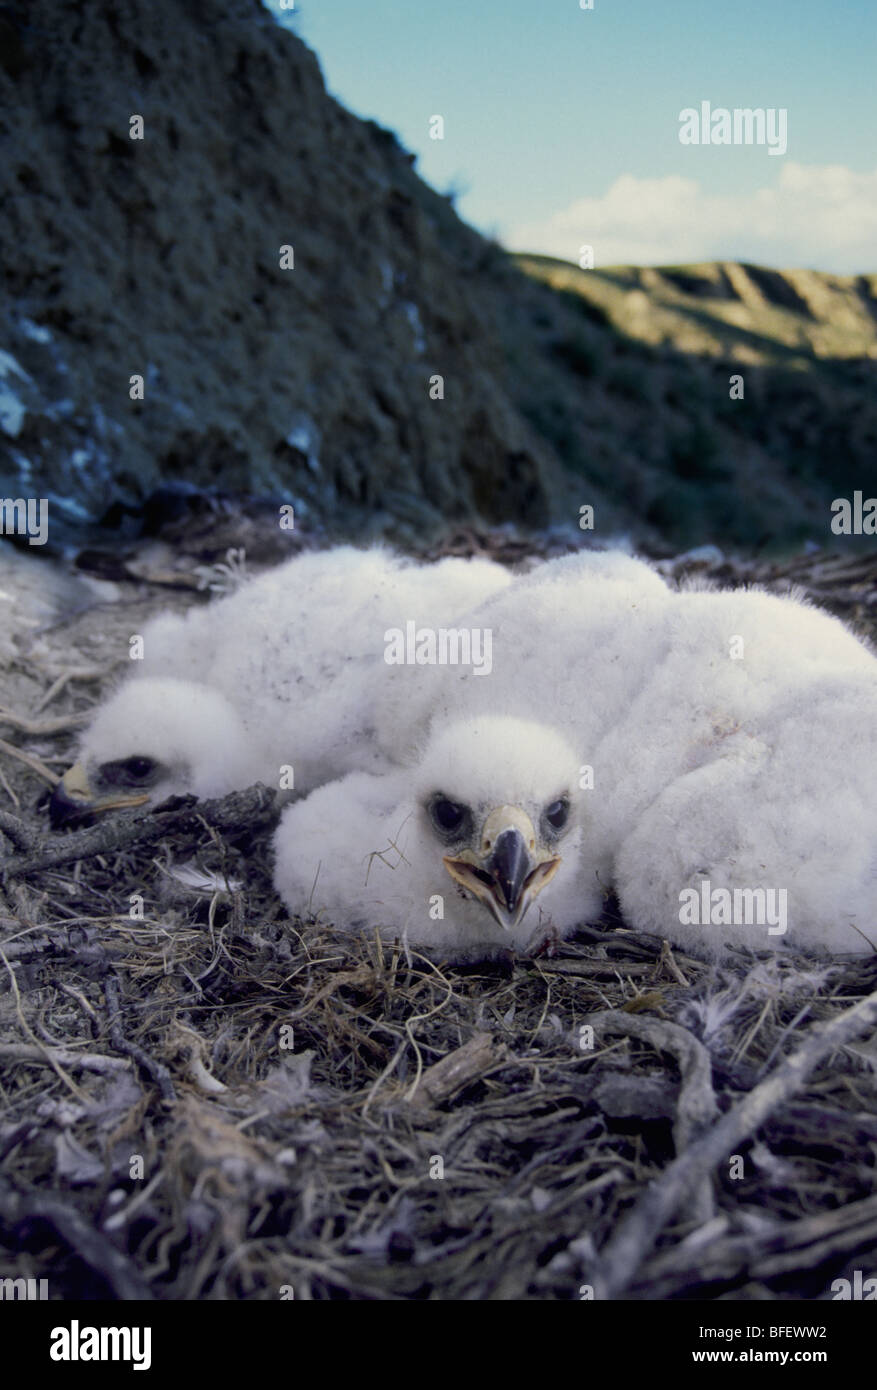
539, 958, 656, 980
771, 1100, 877, 1142
0, 1042, 132, 1074
0, 944, 89, 1102
1, 782, 283, 878
588, 1010, 718, 1225
0, 764, 20, 810
103, 975, 176, 1103
0, 735, 59, 786
587, 988, 877, 1300
0, 1177, 153, 1300
0, 1120, 41, 1164
0, 808, 41, 853
589, 1011, 719, 1142
408, 1031, 507, 1109
637, 1192, 877, 1298
0, 705, 92, 735
658, 939, 691, 987
33, 668, 108, 715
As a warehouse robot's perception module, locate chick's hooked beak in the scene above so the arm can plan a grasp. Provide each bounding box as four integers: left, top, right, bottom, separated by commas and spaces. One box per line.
442, 804, 562, 932
49, 763, 150, 830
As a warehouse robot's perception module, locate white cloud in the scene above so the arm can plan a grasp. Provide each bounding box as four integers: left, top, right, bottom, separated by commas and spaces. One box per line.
505, 164, 877, 273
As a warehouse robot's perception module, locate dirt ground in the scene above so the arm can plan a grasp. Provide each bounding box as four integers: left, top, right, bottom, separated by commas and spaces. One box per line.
1, 535, 876, 1300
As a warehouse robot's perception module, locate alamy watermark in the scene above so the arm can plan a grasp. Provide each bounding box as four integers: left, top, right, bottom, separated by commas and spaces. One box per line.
830, 491, 876, 535
49, 1320, 151, 1370
384, 622, 492, 676
831, 1270, 876, 1299
679, 102, 787, 156
0, 1276, 48, 1300
679, 878, 787, 935
0, 497, 48, 546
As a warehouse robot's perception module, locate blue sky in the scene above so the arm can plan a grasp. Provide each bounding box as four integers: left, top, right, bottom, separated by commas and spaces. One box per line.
267, 0, 876, 272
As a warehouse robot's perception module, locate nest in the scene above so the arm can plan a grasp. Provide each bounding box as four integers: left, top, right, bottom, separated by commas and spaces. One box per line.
1, 538, 876, 1300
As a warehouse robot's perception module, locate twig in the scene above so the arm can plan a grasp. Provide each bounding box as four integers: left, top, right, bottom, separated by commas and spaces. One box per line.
587, 1010, 718, 1223
408, 1031, 507, 1109
170, 1021, 228, 1094
636, 1192, 877, 1298
658, 939, 691, 986
768, 1100, 877, 1142
537, 958, 656, 980
0, 735, 59, 786
0, 944, 88, 1102
0, 1120, 41, 1164
0, 705, 91, 734
103, 1170, 167, 1234
2, 782, 282, 877
0, 1177, 153, 1300
402, 956, 458, 1102
586, 987, 877, 1298
0, 1043, 132, 1074
33, 667, 107, 715
0, 764, 20, 809
0, 809, 41, 853
103, 975, 176, 1102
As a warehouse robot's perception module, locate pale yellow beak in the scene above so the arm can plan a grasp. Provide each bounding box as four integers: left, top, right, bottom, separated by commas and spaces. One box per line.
443, 804, 561, 932
49, 762, 151, 829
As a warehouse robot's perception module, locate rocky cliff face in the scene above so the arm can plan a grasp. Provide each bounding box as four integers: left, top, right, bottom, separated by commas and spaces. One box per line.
1, 0, 874, 554
0, 0, 583, 545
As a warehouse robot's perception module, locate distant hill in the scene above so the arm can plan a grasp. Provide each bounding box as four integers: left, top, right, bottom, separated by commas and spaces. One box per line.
500, 255, 877, 551
0, 0, 873, 554
519, 257, 877, 365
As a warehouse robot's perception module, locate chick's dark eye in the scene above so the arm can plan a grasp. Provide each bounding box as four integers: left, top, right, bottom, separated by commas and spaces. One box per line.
99, 756, 160, 788
545, 798, 570, 831
431, 797, 468, 834
124, 757, 157, 781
